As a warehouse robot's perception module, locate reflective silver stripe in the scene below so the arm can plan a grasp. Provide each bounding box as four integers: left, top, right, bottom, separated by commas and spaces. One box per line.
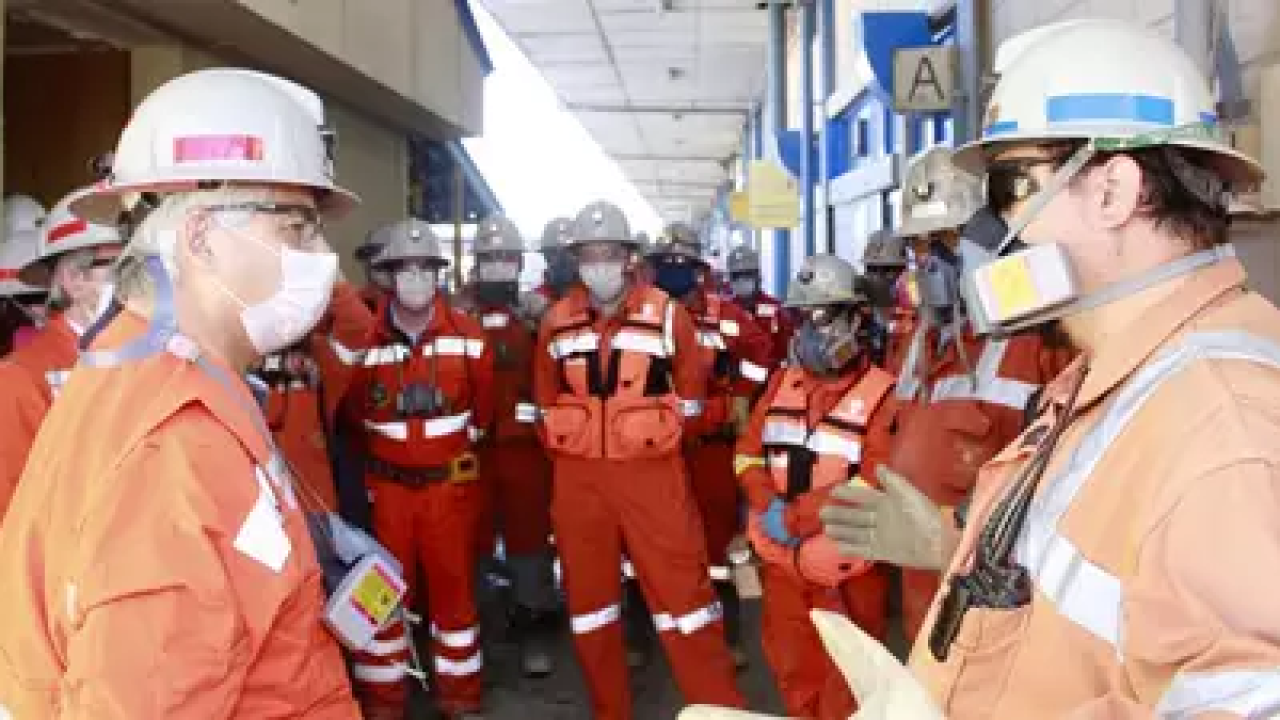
328, 337, 362, 366
422, 411, 471, 438
515, 402, 540, 423
550, 332, 600, 359
366, 633, 410, 656
662, 297, 676, 356
762, 419, 807, 447
1155, 668, 1280, 718
362, 344, 411, 367
432, 624, 479, 649
709, 565, 732, 581
435, 650, 483, 676
621, 559, 636, 578
1014, 331, 1280, 652
612, 330, 667, 357
697, 330, 727, 350
653, 601, 723, 635
351, 662, 408, 683
46, 370, 70, 394
895, 324, 928, 401
930, 338, 1039, 410
806, 430, 861, 465
481, 312, 509, 328
679, 398, 703, 417
756, 303, 777, 317
718, 318, 740, 337
740, 359, 769, 383
468, 425, 485, 442
571, 604, 621, 634
364, 419, 409, 441
428, 336, 484, 358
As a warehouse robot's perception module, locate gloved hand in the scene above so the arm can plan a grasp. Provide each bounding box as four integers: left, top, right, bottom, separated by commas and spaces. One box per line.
819, 466, 944, 570
812, 609, 943, 719
678, 610, 943, 720
759, 498, 797, 546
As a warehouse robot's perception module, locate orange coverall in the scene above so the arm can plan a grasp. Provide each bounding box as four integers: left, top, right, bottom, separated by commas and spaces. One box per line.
737, 362, 896, 719
912, 258, 1280, 718
0, 310, 360, 718
339, 295, 495, 715
0, 313, 81, 520
535, 283, 744, 720
732, 290, 795, 366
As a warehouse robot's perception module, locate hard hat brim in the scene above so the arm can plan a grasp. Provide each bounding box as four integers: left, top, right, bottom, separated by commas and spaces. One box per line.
16, 258, 52, 289
0, 277, 46, 297
954, 129, 1265, 188
70, 177, 362, 226
894, 211, 971, 239
783, 292, 868, 309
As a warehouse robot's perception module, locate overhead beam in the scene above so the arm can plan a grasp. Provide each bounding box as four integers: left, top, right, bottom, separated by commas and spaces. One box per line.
614, 154, 728, 163
568, 103, 750, 115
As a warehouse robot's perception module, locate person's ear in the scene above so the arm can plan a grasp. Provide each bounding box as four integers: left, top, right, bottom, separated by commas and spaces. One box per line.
1094, 154, 1144, 230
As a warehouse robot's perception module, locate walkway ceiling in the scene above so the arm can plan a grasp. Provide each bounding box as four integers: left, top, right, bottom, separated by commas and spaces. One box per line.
483, 0, 768, 223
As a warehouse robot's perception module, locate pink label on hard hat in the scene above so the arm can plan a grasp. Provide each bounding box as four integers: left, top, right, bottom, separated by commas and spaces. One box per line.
47, 219, 88, 246
173, 135, 264, 164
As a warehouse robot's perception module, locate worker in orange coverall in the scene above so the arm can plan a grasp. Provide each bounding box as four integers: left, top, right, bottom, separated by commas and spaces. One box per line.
0, 186, 122, 521
734, 254, 897, 719
0, 195, 49, 357
884, 146, 1071, 644
645, 221, 774, 667
0, 67, 363, 717
534, 200, 744, 719
724, 244, 795, 366
462, 214, 561, 679
338, 218, 495, 720
859, 228, 913, 372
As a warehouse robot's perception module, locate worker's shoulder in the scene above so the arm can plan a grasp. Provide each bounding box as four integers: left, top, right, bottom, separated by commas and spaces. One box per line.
443, 303, 488, 335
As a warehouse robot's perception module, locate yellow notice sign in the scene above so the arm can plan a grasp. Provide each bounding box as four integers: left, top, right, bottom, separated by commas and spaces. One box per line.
728, 192, 750, 223
747, 160, 800, 229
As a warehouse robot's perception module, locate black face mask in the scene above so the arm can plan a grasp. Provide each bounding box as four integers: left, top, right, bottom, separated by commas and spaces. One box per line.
652, 259, 700, 299
474, 281, 519, 307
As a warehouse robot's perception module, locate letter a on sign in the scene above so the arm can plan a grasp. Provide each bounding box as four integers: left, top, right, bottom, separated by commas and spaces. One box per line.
892, 47, 956, 113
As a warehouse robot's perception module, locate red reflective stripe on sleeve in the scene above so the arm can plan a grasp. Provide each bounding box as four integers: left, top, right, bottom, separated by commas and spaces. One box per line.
173, 135, 264, 163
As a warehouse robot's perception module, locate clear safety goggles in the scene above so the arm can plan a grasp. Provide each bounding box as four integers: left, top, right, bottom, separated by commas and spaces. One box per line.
201, 202, 324, 249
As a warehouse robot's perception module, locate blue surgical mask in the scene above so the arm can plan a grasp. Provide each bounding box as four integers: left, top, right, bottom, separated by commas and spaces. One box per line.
653, 259, 699, 298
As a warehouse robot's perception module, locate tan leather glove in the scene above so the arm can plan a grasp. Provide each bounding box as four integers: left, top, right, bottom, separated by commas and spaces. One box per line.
819, 465, 944, 570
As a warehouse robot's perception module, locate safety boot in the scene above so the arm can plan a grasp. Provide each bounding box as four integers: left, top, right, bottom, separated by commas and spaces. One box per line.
509, 604, 558, 678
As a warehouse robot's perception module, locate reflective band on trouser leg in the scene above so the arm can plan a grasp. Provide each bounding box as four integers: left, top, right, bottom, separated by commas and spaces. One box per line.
653, 602, 724, 635
571, 603, 622, 634
435, 650, 484, 677
350, 618, 411, 704
1010, 333, 1280, 684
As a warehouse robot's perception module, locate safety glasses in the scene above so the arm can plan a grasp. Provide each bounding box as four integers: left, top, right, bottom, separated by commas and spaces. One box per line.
202, 202, 323, 248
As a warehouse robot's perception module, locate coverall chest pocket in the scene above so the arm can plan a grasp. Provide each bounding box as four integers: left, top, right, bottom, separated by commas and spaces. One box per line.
935, 601, 1030, 711
542, 397, 603, 458
607, 395, 682, 459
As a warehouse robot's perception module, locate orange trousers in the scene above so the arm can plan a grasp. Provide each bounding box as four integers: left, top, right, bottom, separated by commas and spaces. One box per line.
901, 567, 940, 647
685, 439, 740, 568
759, 562, 891, 720
355, 472, 485, 715
552, 453, 744, 720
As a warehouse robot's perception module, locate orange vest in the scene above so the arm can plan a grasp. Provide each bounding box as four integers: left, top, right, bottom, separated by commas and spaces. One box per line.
344, 306, 485, 467
540, 285, 691, 460
747, 364, 895, 587
476, 305, 538, 443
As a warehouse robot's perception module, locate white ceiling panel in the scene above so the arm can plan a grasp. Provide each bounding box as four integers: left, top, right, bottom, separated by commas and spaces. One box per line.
483, 0, 770, 222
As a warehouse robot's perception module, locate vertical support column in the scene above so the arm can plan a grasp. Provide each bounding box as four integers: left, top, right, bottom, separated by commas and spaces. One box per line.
1175, 0, 1214, 82
766, 0, 790, 292
452, 161, 464, 291
817, 0, 836, 254
800, 0, 816, 258
952, 0, 983, 144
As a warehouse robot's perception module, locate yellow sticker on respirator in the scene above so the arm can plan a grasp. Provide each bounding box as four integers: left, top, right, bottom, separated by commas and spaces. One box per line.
986, 254, 1040, 319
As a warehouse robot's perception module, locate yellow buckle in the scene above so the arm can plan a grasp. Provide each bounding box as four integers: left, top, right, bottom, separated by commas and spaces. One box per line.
448, 452, 479, 484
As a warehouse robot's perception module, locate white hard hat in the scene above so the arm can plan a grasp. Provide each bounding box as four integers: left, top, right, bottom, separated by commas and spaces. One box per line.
647, 221, 703, 261
726, 245, 760, 274
540, 217, 574, 252
954, 19, 1262, 186
473, 215, 525, 254
0, 223, 45, 297
897, 147, 983, 238
370, 219, 448, 269
19, 187, 124, 287
785, 254, 868, 308
569, 201, 634, 248
5, 195, 46, 236
73, 67, 359, 224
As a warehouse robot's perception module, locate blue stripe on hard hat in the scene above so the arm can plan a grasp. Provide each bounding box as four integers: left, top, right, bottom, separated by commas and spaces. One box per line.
1198, 111, 1218, 125
984, 120, 1020, 137
1045, 93, 1174, 126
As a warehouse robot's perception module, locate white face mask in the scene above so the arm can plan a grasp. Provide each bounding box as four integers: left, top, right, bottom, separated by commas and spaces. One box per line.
730, 277, 758, 299
395, 268, 437, 310
579, 261, 626, 302
477, 261, 519, 283
239, 245, 339, 355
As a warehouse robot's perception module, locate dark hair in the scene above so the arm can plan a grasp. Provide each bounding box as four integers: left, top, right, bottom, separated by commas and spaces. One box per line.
1056, 141, 1231, 250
